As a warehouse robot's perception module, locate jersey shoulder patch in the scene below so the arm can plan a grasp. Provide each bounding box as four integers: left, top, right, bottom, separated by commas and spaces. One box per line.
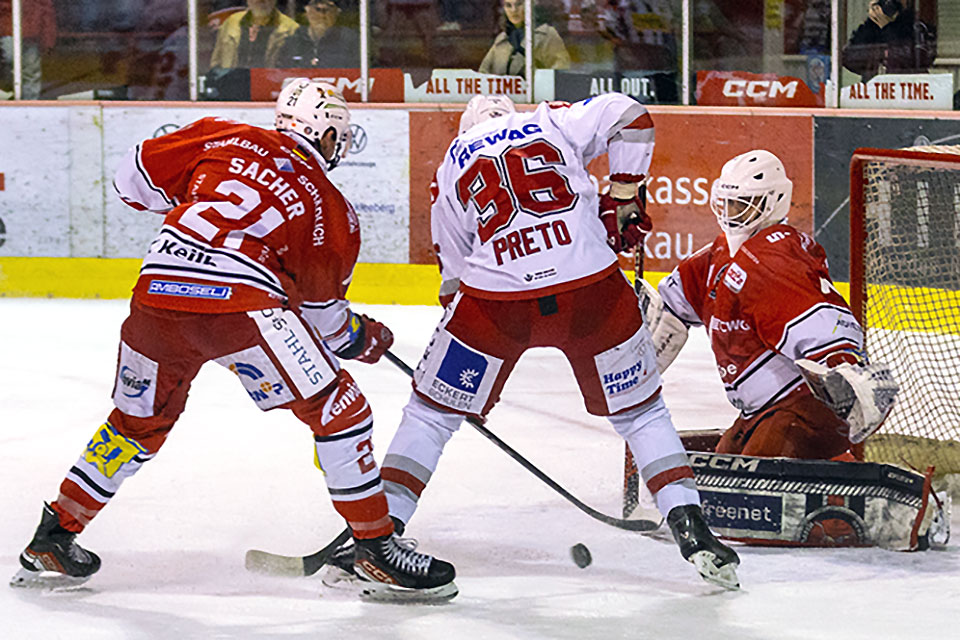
723, 261, 748, 293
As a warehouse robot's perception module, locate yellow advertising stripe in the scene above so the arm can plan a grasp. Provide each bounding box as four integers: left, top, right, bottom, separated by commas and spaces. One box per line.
864, 282, 960, 336
0, 257, 447, 305
0, 257, 855, 309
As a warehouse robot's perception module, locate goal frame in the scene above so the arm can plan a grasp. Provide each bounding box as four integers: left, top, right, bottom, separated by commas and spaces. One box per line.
849, 146, 960, 474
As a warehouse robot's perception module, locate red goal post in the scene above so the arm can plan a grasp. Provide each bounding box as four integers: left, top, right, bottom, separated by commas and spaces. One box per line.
849, 147, 960, 476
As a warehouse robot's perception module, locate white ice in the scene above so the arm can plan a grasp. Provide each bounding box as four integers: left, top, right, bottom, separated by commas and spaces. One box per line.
1, 299, 957, 639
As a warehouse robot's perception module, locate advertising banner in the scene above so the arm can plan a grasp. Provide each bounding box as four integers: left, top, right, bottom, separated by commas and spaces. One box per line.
404, 69, 528, 103
101, 106, 410, 262
551, 70, 679, 104
812, 113, 960, 281
408, 109, 815, 275
839, 73, 953, 111
249, 68, 405, 102
0, 107, 73, 257
696, 70, 825, 108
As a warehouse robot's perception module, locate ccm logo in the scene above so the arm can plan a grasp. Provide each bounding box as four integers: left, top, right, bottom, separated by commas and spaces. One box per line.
689, 453, 761, 473
310, 76, 371, 94
723, 80, 798, 99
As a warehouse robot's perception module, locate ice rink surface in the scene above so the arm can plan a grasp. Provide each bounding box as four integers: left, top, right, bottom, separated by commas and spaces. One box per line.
1, 299, 957, 639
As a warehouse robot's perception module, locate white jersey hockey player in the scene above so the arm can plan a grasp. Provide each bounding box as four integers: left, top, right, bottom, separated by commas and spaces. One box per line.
330, 93, 741, 590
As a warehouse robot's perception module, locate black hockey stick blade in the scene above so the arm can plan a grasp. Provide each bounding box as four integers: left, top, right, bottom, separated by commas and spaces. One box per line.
383, 351, 659, 533
245, 527, 351, 577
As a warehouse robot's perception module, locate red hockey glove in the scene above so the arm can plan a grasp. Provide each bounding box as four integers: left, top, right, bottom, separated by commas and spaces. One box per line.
335, 313, 394, 364
599, 183, 652, 253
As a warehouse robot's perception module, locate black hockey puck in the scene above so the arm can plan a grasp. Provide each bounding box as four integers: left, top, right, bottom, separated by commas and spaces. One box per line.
570, 543, 592, 568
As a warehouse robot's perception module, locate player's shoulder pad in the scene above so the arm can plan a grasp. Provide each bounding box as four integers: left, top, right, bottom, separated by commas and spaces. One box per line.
730, 225, 815, 287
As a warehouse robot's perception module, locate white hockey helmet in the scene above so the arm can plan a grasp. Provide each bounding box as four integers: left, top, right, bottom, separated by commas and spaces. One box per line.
275, 78, 352, 170
458, 94, 516, 135
710, 149, 793, 237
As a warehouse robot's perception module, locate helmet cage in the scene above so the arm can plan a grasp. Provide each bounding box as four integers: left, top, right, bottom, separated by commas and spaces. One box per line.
709, 150, 792, 237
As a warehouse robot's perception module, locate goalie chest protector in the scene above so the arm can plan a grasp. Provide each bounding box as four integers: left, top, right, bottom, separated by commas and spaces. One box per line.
690, 452, 937, 550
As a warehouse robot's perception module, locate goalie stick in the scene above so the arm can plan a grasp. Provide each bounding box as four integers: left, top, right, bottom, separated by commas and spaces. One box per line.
245, 349, 659, 578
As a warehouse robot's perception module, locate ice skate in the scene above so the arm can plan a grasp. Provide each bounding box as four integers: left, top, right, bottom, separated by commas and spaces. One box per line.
11, 503, 101, 590
353, 533, 457, 603
667, 504, 740, 590
320, 517, 406, 588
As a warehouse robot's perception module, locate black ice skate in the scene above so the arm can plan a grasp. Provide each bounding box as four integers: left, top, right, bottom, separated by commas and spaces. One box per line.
353, 533, 457, 603
667, 504, 740, 590
10, 503, 101, 589
320, 517, 405, 588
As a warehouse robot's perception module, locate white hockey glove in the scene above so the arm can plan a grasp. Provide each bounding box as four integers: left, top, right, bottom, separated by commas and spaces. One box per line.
637, 278, 688, 373
795, 358, 899, 444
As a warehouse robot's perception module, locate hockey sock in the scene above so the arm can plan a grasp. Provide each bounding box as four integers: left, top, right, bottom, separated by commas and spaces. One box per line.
53, 421, 155, 532
311, 372, 393, 539
607, 396, 699, 517
381, 393, 464, 524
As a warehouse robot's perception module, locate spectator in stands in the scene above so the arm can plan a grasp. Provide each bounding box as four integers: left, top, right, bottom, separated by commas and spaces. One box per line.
210, 0, 299, 69
277, 0, 360, 68
842, 0, 936, 82
598, 1, 677, 75
0, 0, 56, 99
478, 0, 571, 77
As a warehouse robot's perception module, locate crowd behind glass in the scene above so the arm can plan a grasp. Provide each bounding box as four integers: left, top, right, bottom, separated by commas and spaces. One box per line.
0, 1, 950, 106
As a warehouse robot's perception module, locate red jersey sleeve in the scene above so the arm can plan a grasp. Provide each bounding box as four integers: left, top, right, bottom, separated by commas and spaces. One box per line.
114, 118, 235, 211
286, 179, 362, 348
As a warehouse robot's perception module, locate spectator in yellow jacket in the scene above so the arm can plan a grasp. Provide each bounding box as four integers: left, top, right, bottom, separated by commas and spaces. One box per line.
210, 0, 298, 69
479, 0, 571, 77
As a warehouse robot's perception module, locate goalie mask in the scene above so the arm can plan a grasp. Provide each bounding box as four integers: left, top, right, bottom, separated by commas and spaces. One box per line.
275, 78, 352, 170
458, 95, 516, 135
710, 150, 793, 251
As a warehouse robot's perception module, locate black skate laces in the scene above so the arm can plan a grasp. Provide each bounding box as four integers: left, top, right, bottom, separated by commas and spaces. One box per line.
382, 536, 431, 576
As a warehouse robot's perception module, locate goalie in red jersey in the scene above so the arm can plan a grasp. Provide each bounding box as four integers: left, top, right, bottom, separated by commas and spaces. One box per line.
642, 149, 899, 459
12, 79, 456, 602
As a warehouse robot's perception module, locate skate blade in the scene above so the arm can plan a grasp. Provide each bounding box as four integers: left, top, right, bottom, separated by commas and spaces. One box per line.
357, 579, 459, 604
690, 551, 740, 591
9, 567, 91, 591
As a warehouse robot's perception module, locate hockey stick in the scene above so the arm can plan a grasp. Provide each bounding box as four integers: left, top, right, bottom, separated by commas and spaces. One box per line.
245, 527, 351, 577
623, 240, 646, 519
383, 350, 658, 532
244, 347, 658, 578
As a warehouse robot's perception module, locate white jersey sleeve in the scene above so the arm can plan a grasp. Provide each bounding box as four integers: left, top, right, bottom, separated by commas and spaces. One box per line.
549, 93, 655, 180
657, 268, 703, 327
431, 173, 473, 300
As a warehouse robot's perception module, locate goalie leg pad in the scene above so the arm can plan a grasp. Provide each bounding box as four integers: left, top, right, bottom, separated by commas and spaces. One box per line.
689, 452, 937, 550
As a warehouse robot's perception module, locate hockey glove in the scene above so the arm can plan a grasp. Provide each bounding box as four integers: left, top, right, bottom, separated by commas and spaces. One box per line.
599, 181, 652, 253
796, 358, 899, 444
334, 312, 394, 364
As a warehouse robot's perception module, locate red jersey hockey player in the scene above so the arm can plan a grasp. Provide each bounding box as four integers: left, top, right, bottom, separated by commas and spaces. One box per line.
642, 149, 899, 459
329, 94, 740, 590
12, 79, 456, 602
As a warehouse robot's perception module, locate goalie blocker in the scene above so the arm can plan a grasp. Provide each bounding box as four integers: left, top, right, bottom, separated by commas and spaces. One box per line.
688, 451, 949, 551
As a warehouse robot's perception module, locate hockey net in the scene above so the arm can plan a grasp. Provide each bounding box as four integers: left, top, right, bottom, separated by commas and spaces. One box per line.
850, 147, 960, 477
